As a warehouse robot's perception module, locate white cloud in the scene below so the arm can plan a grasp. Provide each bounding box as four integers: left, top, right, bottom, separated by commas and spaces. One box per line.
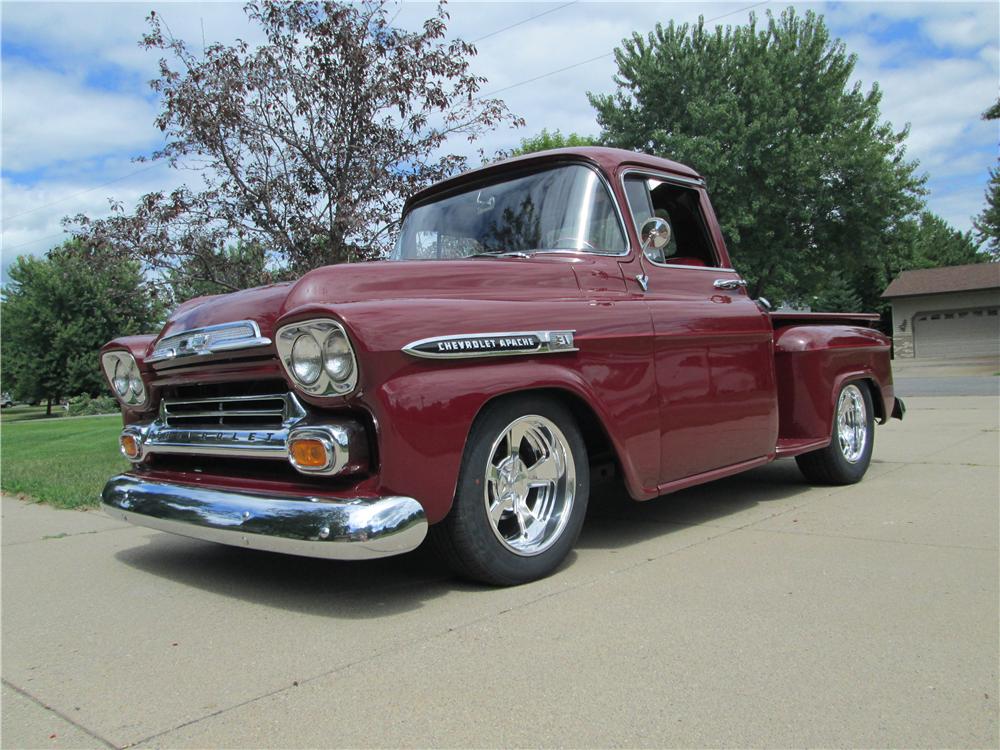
1, 62, 161, 172
829, 1, 999, 51
1, 158, 185, 281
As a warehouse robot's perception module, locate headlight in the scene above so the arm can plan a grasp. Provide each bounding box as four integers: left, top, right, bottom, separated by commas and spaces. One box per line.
276, 319, 358, 396
112, 359, 129, 396
101, 351, 147, 406
290, 334, 322, 384
323, 329, 354, 382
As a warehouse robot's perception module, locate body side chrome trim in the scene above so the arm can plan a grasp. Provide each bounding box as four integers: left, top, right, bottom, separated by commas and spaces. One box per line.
102, 474, 427, 560
402, 330, 578, 360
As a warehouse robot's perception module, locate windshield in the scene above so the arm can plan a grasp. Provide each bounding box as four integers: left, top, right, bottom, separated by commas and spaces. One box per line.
392, 164, 627, 260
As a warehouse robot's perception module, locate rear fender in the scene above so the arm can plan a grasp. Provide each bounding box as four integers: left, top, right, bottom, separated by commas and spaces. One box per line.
774, 325, 895, 444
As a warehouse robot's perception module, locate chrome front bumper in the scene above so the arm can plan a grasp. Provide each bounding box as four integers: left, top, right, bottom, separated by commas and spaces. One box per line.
102, 474, 427, 560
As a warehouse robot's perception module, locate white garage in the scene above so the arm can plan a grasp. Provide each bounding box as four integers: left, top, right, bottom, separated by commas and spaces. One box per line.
883, 263, 1000, 360
912, 307, 999, 358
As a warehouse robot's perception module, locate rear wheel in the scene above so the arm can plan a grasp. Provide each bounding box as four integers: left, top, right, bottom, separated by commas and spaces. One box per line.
431, 395, 589, 586
796, 382, 874, 485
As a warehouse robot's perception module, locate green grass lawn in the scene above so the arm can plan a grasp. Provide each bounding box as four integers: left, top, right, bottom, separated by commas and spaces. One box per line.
1, 414, 127, 508
1, 405, 68, 423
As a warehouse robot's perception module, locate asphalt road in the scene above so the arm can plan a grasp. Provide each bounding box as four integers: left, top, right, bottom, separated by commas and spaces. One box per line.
893, 356, 1000, 397
2, 394, 997, 749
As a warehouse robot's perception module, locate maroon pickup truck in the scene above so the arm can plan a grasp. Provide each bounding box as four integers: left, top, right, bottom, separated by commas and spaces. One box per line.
101, 147, 904, 585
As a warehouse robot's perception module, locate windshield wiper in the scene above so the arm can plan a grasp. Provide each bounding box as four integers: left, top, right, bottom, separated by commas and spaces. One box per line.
465, 251, 534, 259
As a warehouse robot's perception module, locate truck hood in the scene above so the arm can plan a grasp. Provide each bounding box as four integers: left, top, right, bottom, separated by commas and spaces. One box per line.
156, 257, 583, 342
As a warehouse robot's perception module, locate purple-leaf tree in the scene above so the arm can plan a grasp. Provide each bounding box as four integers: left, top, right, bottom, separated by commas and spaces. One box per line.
66, 1, 522, 295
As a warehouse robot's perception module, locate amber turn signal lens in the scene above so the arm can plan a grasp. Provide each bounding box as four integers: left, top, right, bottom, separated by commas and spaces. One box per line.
120, 434, 140, 459
289, 438, 329, 469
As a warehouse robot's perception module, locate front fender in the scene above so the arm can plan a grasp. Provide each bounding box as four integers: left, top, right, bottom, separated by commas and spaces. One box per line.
100, 335, 159, 421
366, 359, 659, 525
101, 335, 157, 363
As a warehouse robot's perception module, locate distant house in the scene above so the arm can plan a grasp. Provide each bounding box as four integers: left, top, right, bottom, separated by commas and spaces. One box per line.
882, 263, 1000, 359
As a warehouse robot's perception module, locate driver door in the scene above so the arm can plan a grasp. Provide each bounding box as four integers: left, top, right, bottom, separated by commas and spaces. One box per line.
620, 171, 778, 486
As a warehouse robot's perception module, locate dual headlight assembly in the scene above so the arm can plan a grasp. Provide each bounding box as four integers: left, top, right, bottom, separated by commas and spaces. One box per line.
100, 351, 147, 406
103, 319, 357, 407
275, 319, 358, 396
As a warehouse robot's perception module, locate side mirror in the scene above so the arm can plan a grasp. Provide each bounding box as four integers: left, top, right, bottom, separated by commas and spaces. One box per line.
640, 217, 671, 250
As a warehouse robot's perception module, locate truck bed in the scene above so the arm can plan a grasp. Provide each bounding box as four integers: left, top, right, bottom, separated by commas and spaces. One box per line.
769, 311, 881, 327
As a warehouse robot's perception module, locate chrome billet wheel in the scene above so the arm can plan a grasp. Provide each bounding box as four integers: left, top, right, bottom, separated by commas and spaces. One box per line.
484, 415, 576, 556
836, 384, 868, 463
430, 395, 589, 585
796, 381, 874, 486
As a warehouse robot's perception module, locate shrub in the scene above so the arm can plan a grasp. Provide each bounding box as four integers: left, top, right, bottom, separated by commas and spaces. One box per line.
66, 394, 120, 417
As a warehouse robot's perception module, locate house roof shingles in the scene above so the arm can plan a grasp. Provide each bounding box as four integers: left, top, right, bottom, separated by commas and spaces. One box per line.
882, 263, 1000, 299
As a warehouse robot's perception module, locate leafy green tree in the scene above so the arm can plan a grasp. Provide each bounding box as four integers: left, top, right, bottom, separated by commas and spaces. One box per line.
1, 242, 163, 414
973, 99, 1000, 256
909, 212, 988, 267
510, 128, 599, 157
813, 271, 861, 312
590, 8, 926, 302
849, 211, 990, 314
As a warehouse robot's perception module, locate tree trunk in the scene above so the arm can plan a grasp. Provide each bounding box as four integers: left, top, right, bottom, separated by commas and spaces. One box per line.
46, 397, 52, 416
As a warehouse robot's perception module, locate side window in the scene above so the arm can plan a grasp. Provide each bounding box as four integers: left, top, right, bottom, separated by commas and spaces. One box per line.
623, 174, 719, 267
623, 178, 653, 231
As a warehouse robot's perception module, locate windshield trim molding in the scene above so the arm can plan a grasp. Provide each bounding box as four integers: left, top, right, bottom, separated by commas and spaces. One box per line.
395, 160, 632, 260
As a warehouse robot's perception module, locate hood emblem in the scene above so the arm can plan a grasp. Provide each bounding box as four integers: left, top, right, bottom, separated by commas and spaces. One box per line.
402, 330, 577, 360
178, 333, 209, 354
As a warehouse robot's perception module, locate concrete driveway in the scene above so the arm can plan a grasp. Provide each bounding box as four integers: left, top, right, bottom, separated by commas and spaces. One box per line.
2, 394, 997, 749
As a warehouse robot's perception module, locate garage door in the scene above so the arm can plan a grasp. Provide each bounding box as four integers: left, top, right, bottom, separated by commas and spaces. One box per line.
913, 307, 1000, 358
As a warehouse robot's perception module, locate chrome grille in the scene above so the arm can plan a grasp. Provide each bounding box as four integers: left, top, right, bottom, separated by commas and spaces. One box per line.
162, 393, 288, 429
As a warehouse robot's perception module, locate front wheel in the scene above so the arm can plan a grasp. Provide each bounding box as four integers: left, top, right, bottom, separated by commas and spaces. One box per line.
431, 395, 589, 586
796, 382, 874, 485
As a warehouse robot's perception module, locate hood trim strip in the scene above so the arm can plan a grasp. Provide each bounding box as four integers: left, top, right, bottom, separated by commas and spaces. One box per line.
148, 320, 271, 366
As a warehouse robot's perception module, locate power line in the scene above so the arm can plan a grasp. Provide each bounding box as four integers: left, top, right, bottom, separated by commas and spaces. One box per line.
479, 0, 770, 99
483, 51, 614, 98
2, 163, 160, 222
2, 231, 69, 254
471, 1, 578, 44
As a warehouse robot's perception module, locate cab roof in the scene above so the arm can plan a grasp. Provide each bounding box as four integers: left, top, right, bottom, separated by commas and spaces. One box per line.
403, 147, 704, 213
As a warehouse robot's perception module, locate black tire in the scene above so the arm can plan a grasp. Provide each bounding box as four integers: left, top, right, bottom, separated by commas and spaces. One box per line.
430, 394, 589, 586
796, 381, 875, 485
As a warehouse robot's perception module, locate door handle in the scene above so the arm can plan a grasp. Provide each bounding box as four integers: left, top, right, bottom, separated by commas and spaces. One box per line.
714, 278, 748, 290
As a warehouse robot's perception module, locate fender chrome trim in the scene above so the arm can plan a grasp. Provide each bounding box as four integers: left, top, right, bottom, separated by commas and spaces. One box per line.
102, 475, 427, 560
402, 330, 577, 360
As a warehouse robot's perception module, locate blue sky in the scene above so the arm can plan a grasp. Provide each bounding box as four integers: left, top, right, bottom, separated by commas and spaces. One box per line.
2, 1, 997, 282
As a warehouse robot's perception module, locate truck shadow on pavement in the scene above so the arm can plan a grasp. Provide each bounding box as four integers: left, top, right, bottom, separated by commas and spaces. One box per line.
579, 459, 812, 549
113, 460, 815, 618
